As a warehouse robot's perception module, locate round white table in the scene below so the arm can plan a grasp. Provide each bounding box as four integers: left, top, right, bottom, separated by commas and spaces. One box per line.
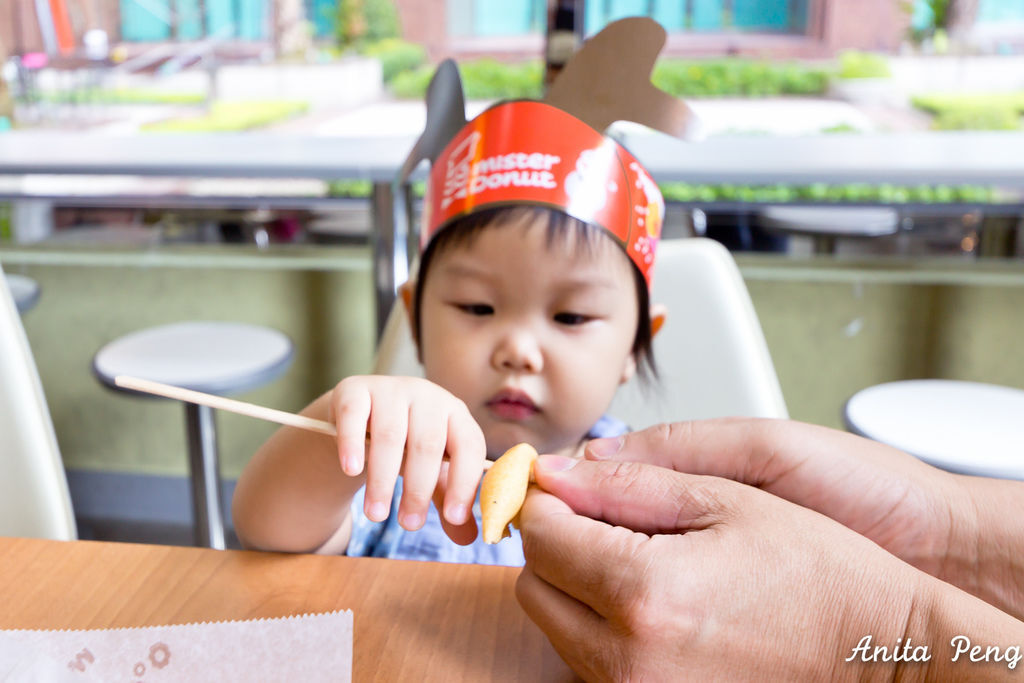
844, 379, 1024, 480
93, 321, 294, 548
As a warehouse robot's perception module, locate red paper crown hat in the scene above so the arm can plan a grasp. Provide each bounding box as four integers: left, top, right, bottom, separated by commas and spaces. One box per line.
403, 17, 698, 289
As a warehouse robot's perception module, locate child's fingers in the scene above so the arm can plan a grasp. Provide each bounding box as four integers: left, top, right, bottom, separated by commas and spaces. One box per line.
333, 380, 371, 477
433, 468, 479, 545
397, 401, 448, 531
441, 404, 487, 526
363, 389, 408, 523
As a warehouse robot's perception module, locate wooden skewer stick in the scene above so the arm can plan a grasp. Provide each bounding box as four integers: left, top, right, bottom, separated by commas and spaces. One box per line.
113, 375, 494, 469
115, 375, 337, 437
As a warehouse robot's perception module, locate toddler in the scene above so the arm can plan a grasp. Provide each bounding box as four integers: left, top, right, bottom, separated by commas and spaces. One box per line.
233, 99, 667, 565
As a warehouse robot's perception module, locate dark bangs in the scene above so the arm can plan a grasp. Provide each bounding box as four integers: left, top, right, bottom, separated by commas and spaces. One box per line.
412, 205, 657, 380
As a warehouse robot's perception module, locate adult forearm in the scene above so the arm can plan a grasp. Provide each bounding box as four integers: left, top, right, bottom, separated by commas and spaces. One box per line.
752, 421, 1023, 619
939, 476, 1024, 621
832, 571, 1024, 682
911, 572, 1024, 681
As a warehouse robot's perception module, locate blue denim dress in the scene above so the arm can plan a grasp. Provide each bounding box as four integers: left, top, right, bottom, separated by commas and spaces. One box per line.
345, 415, 627, 566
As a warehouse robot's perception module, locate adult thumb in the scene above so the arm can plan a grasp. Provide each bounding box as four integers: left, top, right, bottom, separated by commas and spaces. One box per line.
585, 420, 766, 482
585, 422, 704, 467
531, 455, 733, 534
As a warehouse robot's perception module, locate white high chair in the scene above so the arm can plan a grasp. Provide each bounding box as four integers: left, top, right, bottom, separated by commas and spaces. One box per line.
610, 237, 787, 427
372, 238, 787, 426
0, 263, 77, 540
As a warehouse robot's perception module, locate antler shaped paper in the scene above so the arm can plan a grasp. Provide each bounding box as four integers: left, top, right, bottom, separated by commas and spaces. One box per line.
405, 16, 696, 288
543, 16, 696, 139
397, 59, 466, 183
410, 15, 696, 170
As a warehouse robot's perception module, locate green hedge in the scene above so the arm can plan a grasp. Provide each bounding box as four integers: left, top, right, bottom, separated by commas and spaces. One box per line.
362, 38, 426, 83
326, 179, 373, 197
42, 89, 205, 105
141, 100, 309, 132
837, 51, 891, 79
912, 93, 1024, 113
326, 180, 1003, 205
335, 0, 400, 50
932, 107, 1020, 131
911, 93, 1024, 131
660, 182, 1001, 204
392, 59, 544, 99
652, 59, 830, 97
393, 57, 829, 100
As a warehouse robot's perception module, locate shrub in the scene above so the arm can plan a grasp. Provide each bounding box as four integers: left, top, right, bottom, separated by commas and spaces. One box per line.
141, 100, 308, 132
820, 122, 861, 133
335, 0, 400, 50
390, 65, 434, 99
43, 89, 205, 105
458, 59, 543, 99
912, 92, 1024, 114
838, 51, 891, 79
363, 38, 426, 82
391, 59, 543, 100
657, 182, 1002, 204
393, 57, 829, 100
932, 106, 1020, 131
912, 93, 1024, 131
327, 179, 373, 197
651, 59, 830, 97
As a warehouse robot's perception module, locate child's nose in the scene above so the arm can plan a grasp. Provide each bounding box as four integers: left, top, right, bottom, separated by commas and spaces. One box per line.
492, 329, 543, 373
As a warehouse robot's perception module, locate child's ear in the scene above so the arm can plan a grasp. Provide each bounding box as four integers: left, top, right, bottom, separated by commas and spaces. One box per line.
619, 354, 637, 385
398, 280, 415, 325
650, 303, 668, 339
397, 281, 423, 360
620, 304, 666, 385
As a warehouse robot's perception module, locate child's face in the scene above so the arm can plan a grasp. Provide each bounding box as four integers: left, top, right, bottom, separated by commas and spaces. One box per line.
417, 216, 640, 459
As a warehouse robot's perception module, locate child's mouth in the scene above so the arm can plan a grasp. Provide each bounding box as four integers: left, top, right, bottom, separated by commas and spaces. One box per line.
486, 389, 539, 421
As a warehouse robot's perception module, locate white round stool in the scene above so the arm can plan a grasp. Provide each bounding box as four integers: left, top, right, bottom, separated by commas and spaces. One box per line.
93, 321, 294, 548
5, 274, 41, 313
844, 379, 1024, 480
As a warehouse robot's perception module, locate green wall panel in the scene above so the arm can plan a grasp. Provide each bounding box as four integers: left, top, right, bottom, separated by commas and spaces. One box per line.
5, 247, 1024, 474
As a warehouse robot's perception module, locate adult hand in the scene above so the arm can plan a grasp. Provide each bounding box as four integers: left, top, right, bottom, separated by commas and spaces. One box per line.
515, 456, 1023, 681
583, 419, 968, 588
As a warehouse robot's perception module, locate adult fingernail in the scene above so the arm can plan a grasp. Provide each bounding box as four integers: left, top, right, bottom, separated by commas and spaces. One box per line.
586, 436, 624, 459
536, 455, 578, 472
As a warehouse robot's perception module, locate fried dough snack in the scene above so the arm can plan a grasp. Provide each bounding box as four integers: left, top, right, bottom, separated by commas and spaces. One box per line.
480, 443, 538, 544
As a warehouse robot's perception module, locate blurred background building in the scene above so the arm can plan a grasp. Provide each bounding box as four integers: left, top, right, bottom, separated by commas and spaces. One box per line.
3, 0, 1023, 63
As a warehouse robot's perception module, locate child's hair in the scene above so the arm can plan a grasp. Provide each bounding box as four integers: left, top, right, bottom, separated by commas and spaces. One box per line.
410, 205, 657, 380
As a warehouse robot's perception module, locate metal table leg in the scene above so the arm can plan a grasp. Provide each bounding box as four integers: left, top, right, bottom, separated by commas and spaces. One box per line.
184, 403, 225, 550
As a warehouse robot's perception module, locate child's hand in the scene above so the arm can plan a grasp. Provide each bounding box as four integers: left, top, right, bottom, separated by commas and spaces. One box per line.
329, 375, 486, 537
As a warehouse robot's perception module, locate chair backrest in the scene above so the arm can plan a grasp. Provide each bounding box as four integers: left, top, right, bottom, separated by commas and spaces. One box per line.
372, 237, 786, 428
0, 264, 77, 540
608, 237, 787, 429
372, 295, 425, 377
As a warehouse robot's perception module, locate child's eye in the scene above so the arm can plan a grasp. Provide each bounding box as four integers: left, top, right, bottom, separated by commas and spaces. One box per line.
554, 312, 591, 326
456, 303, 494, 316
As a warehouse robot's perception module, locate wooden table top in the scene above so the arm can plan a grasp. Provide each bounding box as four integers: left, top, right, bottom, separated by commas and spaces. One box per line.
0, 537, 575, 681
